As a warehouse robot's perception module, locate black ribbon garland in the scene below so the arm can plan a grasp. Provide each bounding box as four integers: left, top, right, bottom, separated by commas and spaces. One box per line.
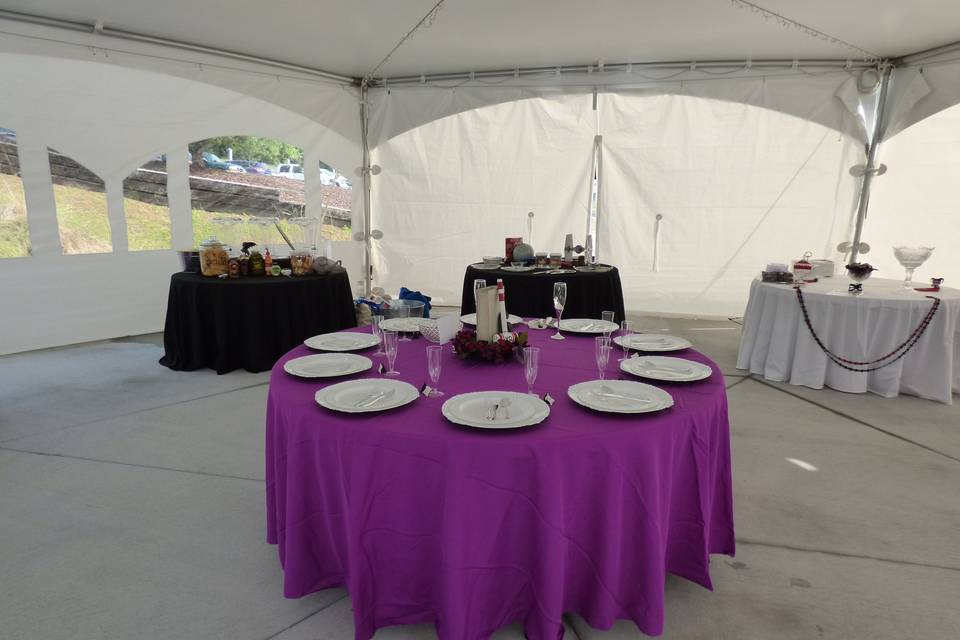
795, 287, 940, 372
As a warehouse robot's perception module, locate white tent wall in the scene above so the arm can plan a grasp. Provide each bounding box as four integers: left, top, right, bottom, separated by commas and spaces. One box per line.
367, 70, 868, 315
861, 100, 960, 286
0, 48, 363, 355
369, 93, 597, 304
600, 92, 864, 316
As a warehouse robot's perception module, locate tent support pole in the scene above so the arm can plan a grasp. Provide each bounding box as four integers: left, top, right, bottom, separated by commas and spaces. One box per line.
849, 66, 893, 265
359, 81, 374, 297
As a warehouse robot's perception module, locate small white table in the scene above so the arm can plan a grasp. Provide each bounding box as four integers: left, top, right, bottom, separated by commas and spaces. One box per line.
737, 277, 960, 404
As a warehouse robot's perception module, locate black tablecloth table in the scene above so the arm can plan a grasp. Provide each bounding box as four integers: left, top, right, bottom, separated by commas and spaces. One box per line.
160, 271, 356, 374
460, 265, 626, 321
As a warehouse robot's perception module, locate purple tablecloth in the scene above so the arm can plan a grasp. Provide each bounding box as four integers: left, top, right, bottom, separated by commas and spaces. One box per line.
265, 326, 735, 639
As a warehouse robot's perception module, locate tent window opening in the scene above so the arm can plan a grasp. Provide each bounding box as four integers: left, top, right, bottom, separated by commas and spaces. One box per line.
187, 136, 351, 249
48, 148, 111, 255
0, 128, 29, 258
124, 156, 170, 251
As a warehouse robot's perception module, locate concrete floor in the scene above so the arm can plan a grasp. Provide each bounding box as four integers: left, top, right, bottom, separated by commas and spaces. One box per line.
1, 315, 959, 640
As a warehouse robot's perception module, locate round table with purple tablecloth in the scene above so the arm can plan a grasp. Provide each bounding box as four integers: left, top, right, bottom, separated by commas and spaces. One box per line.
265, 325, 735, 639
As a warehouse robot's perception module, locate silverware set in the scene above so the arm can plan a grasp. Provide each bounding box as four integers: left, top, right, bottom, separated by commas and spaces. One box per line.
355, 389, 395, 408
485, 397, 512, 421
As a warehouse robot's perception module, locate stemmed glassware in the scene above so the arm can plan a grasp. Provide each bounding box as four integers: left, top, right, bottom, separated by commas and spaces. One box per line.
595, 336, 612, 380
382, 330, 399, 376
601, 310, 615, 338
398, 305, 412, 342
523, 346, 540, 396
893, 246, 934, 289
473, 279, 487, 309
551, 282, 567, 340
426, 345, 444, 397
619, 320, 635, 361
371, 314, 385, 356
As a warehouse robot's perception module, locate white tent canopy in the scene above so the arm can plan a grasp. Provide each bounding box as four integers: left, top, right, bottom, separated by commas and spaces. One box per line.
3, 1, 960, 353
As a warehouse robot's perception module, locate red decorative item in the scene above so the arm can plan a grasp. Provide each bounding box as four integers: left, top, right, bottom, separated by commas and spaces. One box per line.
505, 237, 522, 263
453, 329, 528, 363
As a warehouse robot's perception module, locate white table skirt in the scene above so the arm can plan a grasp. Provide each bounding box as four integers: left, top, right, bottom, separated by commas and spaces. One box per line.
737, 278, 960, 404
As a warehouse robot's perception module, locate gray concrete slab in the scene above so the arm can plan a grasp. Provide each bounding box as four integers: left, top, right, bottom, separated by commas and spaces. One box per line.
0, 449, 336, 640
0, 340, 268, 442
570, 543, 960, 639
6, 385, 270, 480
728, 379, 960, 570
756, 378, 960, 461
271, 595, 575, 640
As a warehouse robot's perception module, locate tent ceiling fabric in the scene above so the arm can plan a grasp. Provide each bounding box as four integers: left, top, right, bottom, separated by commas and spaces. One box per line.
4, 1, 960, 78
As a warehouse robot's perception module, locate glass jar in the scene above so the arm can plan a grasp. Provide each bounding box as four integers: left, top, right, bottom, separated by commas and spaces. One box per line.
199, 237, 230, 277
289, 250, 315, 276
549, 253, 562, 268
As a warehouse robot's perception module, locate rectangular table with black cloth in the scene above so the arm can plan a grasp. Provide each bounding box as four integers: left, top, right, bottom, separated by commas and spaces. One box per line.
160, 271, 356, 374
460, 264, 626, 322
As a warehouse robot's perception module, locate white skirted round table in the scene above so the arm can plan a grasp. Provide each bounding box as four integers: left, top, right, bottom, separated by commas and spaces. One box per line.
736, 277, 960, 404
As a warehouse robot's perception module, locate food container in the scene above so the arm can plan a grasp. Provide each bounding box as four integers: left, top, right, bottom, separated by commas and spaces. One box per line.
198, 237, 229, 277
535, 252, 548, 267
482, 255, 502, 267
549, 253, 562, 268
289, 250, 315, 276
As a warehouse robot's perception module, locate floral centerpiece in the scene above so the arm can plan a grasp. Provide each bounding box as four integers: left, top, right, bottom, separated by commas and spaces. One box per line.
453, 329, 528, 363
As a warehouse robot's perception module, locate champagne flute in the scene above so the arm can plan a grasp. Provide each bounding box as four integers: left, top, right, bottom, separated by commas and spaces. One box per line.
382, 330, 400, 376
595, 336, 612, 380
370, 314, 385, 356
551, 281, 567, 340
523, 346, 540, 396
601, 310, 615, 338
619, 320, 635, 362
426, 345, 444, 397
398, 305, 412, 342
473, 278, 486, 310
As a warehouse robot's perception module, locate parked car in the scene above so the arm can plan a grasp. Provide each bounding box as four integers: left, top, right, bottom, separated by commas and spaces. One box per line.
233, 160, 274, 175
202, 152, 246, 173
276, 163, 305, 181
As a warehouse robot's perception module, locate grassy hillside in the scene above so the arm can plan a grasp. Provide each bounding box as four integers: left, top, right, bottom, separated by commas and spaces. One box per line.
0, 175, 350, 257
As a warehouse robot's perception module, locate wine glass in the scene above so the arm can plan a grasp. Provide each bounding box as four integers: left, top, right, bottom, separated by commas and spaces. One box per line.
619, 320, 635, 361
370, 314, 385, 356
473, 279, 486, 310
523, 347, 540, 396
595, 336, 612, 380
398, 305, 412, 342
601, 311, 615, 338
893, 246, 934, 289
426, 345, 444, 397
382, 330, 399, 376
551, 282, 567, 340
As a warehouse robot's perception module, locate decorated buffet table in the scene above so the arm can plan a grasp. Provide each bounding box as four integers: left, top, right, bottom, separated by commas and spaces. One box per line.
737, 276, 960, 404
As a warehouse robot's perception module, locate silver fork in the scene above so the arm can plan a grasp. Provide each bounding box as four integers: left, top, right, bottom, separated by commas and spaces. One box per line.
486, 403, 500, 421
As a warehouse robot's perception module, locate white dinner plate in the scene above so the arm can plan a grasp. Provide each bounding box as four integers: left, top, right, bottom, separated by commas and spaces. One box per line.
470, 262, 502, 270
613, 333, 692, 352
501, 265, 537, 272
441, 391, 550, 429
380, 317, 423, 333
574, 264, 613, 273
620, 355, 713, 382
567, 380, 674, 414
315, 378, 419, 413
459, 313, 525, 326
304, 332, 380, 352
283, 353, 372, 378
558, 318, 619, 334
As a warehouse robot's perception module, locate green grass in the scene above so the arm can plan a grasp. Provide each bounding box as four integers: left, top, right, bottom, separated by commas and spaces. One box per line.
0, 176, 351, 257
